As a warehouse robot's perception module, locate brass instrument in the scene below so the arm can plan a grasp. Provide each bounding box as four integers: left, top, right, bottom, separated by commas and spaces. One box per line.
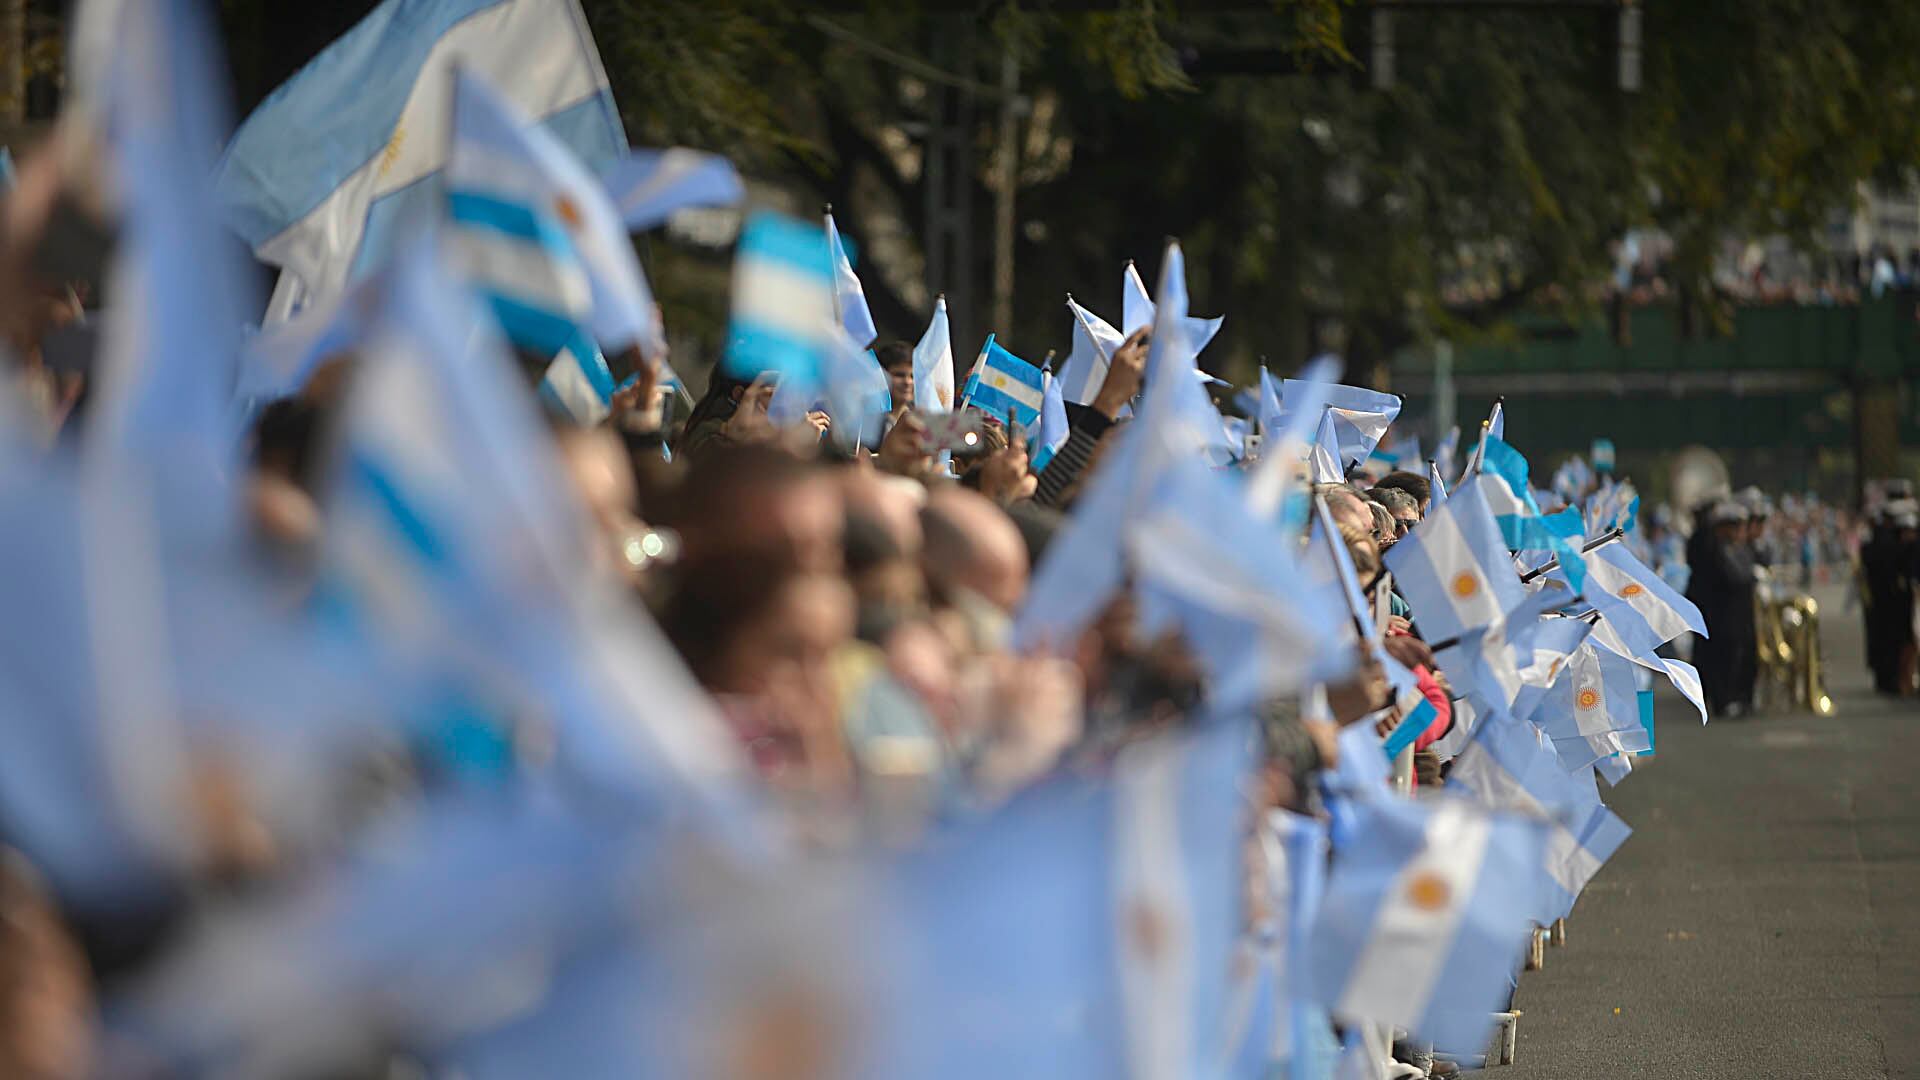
1754, 567, 1835, 715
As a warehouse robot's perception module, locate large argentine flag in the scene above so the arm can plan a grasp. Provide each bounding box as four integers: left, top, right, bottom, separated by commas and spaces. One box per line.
1448, 714, 1632, 921
1306, 796, 1547, 1052
216, 0, 627, 318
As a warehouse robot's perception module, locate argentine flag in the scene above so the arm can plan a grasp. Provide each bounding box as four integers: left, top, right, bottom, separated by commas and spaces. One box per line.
725, 212, 838, 385
963, 335, 1045, 428
1057, 296, 1125, 407
1281, 375, 1401, 469
913, 296, 956, 412
1448, 713, 1632, 921
1428, 458, 1450, 508
1306, 796, 1548, 1052
216, 0, 627, 319
1582, 538, 1706, 658
1382, 477, 1525, 645
445, 72, 652, 424
1537, 641, 1649, 771
825, 208, 878, 348
1123, 259, 1224, 363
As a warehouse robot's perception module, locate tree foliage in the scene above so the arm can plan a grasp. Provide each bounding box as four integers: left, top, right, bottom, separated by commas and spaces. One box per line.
215, 1, 1920, 381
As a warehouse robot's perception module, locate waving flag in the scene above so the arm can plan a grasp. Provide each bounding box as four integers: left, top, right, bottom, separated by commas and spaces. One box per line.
1535, 641, 1648, 772
1014, 240, 1234, 653
912, 295, 956, 412
1058, 296, 1126, 406
1123, 258, 1224, 370
1282, 377, 1401, 469
962, 335, 1045, 428
868, 720, 1250, 1078
217, 0, 627, 319
320, 238, 749, 824
1478, 435, 1588, 594
1428, 459, 1450, 509
824, 208, 878, 348
1382, 478, 1525, 645
1448, 714, 1632, 921
601, 147, 743, 229
725, 211, 837, 385
1245, 354, 1341, 525
1582, 538, 1706, 657
1306, 796, 1547, 1052
1227, 811, 1340, 1079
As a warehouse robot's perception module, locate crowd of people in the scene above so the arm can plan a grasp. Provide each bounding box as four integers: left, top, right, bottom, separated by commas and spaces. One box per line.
0, 1, 1831, 1078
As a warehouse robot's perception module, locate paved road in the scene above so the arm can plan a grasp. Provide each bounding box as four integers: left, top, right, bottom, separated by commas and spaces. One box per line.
1487, 587, 1920, 1078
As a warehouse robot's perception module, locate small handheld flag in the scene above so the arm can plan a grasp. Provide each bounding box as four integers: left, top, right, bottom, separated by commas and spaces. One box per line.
825, 206, 878, 348
962, 335, 1045, 428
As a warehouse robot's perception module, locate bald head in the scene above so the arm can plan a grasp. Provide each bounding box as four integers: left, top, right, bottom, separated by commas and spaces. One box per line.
921, 488, 1029, 613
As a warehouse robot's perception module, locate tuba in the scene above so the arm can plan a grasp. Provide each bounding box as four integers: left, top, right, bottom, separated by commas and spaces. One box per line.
1752, 566, 1835, 715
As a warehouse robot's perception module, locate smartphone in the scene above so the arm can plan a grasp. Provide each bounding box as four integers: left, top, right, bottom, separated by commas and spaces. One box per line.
917, 408, 991, 456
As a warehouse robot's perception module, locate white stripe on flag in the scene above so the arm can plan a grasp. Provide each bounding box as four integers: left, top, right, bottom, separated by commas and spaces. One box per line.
1449, 740, 1602, 899
983, 368, 1045, 412
1423, 505, 1507, 633
446, 226, 591, 315
1115, 734, 1195, 1080
1336, 801, 1491, 1031
732, 259, 836, 343
541, 352, 607, 424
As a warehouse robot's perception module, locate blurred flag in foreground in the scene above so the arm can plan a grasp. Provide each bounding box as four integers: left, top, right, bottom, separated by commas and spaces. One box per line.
1448, 713, 1632, 921
602, 146, 743, 229
726, 211, 837, 385
1307, 796, 1546, 1052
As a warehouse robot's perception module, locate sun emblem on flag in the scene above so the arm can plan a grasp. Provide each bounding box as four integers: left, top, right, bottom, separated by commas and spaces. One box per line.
937, 385, 952, 408
1576, 687, 1601, 710
1450, 572, 1480, 599
1405, 872, 1452, 911
552, 195, 583, 230
377, 123, 406, 179
1125, 899, 1170, 963
1619, 583, 1646, 598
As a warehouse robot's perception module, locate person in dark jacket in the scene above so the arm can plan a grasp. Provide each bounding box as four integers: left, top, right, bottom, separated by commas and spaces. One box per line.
1859, 500, 1919, 695
1688, 500, 1758, 716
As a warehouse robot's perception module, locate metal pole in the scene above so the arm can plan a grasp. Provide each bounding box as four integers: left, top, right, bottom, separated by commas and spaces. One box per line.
990, 45, 1019, 335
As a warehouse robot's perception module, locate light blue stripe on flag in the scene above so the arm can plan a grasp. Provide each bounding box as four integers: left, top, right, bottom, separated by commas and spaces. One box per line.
347, 453, 452, 568
1636, 688, 1655, 753
448, 190, 560, 243
487, 295, 587, 358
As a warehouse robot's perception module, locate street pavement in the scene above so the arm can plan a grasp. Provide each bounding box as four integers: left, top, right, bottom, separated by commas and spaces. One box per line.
1482, 586, 1920, 1078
